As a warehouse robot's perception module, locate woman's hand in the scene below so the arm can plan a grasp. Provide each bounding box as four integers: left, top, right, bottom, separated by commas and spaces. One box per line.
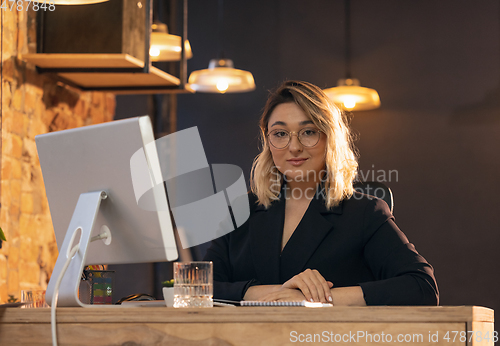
282, 269, 333, 303
259, 287, 306, 302
243, 285, 281, 301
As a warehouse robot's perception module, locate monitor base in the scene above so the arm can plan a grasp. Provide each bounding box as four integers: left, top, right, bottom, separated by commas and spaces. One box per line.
46, 191, 107, 308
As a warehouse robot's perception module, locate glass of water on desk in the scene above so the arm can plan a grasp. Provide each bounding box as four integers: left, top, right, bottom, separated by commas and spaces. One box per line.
173, 261, 213, 308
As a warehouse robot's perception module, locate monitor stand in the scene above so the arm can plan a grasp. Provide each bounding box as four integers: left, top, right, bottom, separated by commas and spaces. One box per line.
46, 191, 109, 308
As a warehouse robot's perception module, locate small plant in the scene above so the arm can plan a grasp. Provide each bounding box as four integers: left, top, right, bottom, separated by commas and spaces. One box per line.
0, 227, 5, 249
162, 279, 174, 287
8, 295, 18, 303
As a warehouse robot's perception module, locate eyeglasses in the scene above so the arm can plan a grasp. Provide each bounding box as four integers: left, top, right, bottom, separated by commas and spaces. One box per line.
268, 128, 322, 149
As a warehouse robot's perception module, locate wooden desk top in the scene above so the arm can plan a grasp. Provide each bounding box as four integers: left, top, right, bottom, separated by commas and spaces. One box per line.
0, 305, 493, 323
0, 306, 494, 346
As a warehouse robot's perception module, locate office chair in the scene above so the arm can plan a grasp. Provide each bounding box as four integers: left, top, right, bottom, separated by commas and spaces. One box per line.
353, 181, 394, 214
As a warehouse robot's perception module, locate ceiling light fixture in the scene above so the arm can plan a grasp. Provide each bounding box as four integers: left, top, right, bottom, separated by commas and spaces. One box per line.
150, 22, 193, 62
188, 0, 255, 93
189, 58, 254, 93
323, 0, 380, 111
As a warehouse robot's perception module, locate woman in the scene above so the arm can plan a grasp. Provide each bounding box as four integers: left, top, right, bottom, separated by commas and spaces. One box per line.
204, 80, 438, 305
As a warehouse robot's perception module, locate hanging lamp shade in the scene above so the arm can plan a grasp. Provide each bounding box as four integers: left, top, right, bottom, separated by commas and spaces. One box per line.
188, 58, 255, 93
149, 22, 193, 62
323, 0, 380, 111
52, 0, 109, 4
324, 78, 380, 111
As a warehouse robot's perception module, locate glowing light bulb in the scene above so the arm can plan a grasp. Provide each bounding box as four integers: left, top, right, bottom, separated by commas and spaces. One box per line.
343, 97, 356, 110
150, 47, 160, 57
216, 80, 229, 93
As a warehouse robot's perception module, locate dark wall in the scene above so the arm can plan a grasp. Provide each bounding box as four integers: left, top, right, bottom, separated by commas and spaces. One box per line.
118, 0, 500, 312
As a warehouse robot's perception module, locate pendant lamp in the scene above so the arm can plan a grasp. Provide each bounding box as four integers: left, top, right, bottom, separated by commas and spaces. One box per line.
188, 0, 255, 93
150, 22, 193, 62
189, 58, 255, 93
323, 0, 380, 111
52, 0, 108, 4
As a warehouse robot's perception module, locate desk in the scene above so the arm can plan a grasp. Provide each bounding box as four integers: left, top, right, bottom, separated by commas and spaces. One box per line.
0, 306, 494, 345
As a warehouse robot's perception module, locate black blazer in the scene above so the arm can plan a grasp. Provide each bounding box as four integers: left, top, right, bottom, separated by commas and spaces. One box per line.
204, 191, 439, 305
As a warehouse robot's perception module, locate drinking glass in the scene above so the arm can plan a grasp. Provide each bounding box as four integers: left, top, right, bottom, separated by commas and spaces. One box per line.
173, 261, 213, 308
21, 290, 48, 308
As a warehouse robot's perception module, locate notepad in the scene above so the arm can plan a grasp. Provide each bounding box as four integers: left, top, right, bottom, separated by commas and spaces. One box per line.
241, 300, 333, 307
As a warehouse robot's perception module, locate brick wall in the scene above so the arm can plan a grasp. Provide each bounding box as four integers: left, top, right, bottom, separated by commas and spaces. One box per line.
0, 9, 115, 303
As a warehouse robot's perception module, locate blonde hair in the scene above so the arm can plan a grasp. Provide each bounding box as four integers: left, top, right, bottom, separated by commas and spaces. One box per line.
250, 80, 358, 209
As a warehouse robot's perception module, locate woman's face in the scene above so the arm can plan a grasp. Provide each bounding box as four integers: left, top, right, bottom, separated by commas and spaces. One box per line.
267, 102, 327, 184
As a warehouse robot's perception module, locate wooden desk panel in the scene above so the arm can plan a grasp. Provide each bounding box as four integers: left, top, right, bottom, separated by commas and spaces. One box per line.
0, 306, 494, 345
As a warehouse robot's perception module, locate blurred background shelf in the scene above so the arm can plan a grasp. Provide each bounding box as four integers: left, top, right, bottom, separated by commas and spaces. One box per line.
23, 53, 193, 94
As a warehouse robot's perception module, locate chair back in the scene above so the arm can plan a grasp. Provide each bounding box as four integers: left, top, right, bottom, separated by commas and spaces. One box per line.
353, 181, 394, 213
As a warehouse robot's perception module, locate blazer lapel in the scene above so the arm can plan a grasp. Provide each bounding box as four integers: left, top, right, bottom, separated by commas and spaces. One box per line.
249, 197, 285, 284
279, 194, 342, 283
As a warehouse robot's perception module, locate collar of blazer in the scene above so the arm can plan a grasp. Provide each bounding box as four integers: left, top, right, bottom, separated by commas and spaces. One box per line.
249, 184, 343, 284
253, 184, 345, 215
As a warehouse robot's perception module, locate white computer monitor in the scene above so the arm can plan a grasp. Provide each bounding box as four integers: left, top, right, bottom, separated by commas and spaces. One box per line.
36, 116, 178, 307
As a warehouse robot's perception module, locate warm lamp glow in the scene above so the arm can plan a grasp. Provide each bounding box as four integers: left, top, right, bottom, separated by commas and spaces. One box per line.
216, 80, 229, 93
150, 47, 161, 57
150, 22, 193, 62
52, 0, 109, 4
342, 96, 357, 110
188, 59, 255, 93
323, 78, 380, 111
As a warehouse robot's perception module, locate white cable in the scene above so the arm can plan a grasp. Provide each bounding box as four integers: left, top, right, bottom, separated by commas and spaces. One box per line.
51, 243, 80, 346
